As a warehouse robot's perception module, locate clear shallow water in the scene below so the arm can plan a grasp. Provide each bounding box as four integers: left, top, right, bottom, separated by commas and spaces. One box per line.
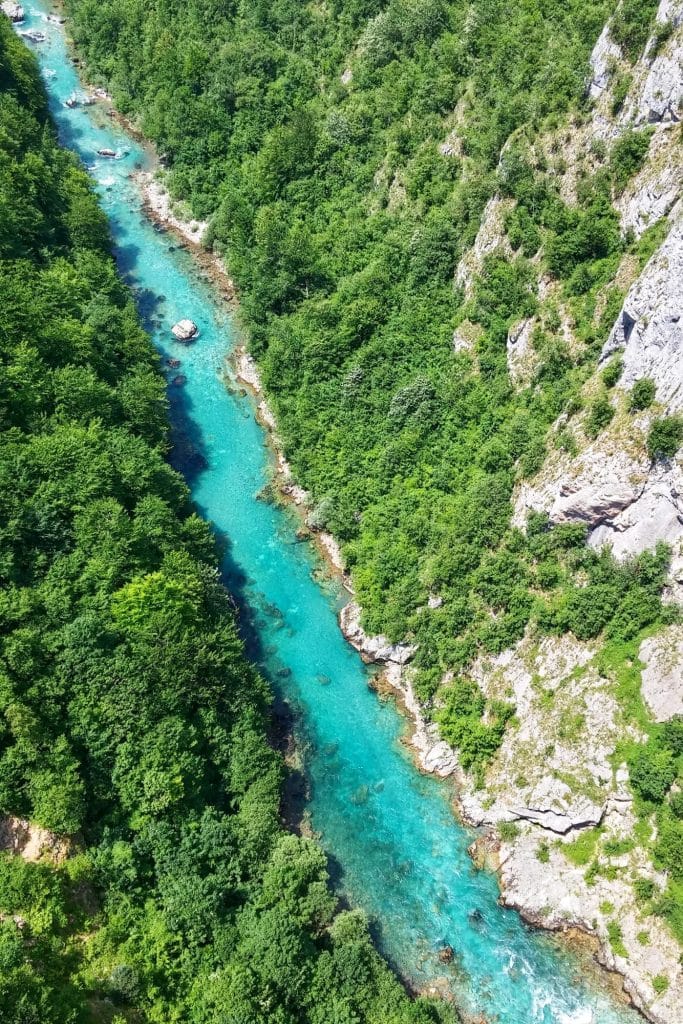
17, 8, 643, 1022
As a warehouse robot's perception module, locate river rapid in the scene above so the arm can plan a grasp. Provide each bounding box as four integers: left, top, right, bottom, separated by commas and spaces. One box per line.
14, 7, 645, 1023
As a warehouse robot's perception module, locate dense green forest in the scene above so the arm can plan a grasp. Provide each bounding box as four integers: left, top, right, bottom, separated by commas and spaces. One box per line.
0, 19, 455, 1023
66, 0, 669, 669
63, 0, 683, 946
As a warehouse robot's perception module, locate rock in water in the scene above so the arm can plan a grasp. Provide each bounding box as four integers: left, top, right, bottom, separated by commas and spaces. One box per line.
1, 2, 24, 22
171, 319, 199, 342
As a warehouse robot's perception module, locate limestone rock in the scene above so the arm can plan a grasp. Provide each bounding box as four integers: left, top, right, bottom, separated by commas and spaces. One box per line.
439, 128, 462, 158
515, 445, 649, 531
587, 24, 621, 100
589, 461, 683, 558
616, 129, 680, 237
454, 196, 513, 299
451, 318, 481, 356
511, 777, 605, 834
339, 602, 415, 665
506, 317, 535, 383
1, 2, 24, 20
0, 816, 70, 863
601, 203, 683, 413
639, 625, 683, 720
622, 0, 683, 125
171, 319, 199, 342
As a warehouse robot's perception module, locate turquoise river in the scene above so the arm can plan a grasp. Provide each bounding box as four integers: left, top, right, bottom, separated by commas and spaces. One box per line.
16, 7, 644, 1023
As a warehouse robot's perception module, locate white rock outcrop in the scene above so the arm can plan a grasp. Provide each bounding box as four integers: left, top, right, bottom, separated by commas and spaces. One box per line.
506, 317, 535, 383
1, 1, 24, 20
587, 24, 622, 100
601, 205, 683, 413
589, 461, 683, 558
616, 129, 681, 236
339, 602, 415, 666
639, 625, 683, 720
622, 0, 683, 125
454, 196, 513, 298
512, 778, 604, 834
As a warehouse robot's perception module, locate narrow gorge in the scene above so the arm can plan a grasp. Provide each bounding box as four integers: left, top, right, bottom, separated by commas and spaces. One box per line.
1, 1, 681, 1023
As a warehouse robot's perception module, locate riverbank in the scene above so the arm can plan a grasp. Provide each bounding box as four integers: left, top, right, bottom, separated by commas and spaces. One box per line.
132, 170, 673, 1024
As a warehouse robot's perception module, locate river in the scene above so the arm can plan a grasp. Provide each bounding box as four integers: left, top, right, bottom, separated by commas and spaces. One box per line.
14, 7, 644, 1023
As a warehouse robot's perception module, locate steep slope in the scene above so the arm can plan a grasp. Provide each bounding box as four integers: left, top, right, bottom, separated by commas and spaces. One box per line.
0, 19, 454, 1024
62, 0, 682, 1019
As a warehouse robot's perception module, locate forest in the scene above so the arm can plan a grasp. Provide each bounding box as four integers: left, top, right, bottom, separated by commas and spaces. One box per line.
65, 0, 671, 671
64, 0, 682, 936
0, 19, 454, 1023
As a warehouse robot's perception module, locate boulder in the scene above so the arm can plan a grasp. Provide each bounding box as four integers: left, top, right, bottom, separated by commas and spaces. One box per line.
171, 319, 199, 342
1, 2, 24, 21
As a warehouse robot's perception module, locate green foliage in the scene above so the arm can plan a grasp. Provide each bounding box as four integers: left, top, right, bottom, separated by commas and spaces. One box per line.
609, 129, 653, 193
630, 378, 656, 411
63, 0, 621, 676
563, 827, 602, 867
497, 821, 520, 842
628, 744, 676, 803
648, 416, 683, 460
585, 395, 615, 437
652, 974, 669, 995
601, 355, 623, 388
610, 0, 660, 59
436, 677, 514, 772
606, 919, 627, 958
0, 27, 453, 1024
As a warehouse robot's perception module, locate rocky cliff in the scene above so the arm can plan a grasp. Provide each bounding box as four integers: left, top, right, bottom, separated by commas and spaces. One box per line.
344, 4, 683, 1020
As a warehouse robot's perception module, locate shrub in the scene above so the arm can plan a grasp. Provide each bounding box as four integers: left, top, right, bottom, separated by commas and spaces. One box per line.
609, 129, 652, 192
585, 395, 614, 438
652, 974, 669, 995
630, 377, 656, 411
633, 876, 656, 903
498, 821, 520, 842
647, 416, 683, 460
607, 919, 627, 957
601, 355, 623, 388
628, 743, 676, 803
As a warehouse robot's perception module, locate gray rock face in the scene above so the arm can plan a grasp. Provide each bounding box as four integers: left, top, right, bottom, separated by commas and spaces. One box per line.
589, 462, 683, 558
640, 625, 683, 720
454, 196, 512, 299
601, 205, 683, 413
616, 131, 680, 236
512, 777, 605, 834
506, 317, 535, 383
587, 24, 622, 99
1, 2, 24, 21
621, 0, 683, 126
